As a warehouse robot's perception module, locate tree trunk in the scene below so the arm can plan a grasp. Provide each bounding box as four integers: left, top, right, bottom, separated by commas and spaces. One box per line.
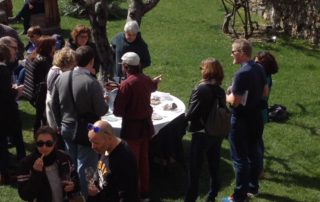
127, 0, 160, 25
79, 0, 114, 81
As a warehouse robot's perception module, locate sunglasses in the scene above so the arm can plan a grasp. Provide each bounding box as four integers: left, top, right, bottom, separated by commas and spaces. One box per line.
36, 140, 54, 147
87, 123, 102, 133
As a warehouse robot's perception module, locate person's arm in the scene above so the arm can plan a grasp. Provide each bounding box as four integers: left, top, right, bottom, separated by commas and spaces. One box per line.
185, 86, 204, 121
141, 43, 151, 68
91, 80, 109, 116
51, 79, 62, 129
113, 83, 131, 117
226, 93, 242, 107
17, 156, 44, 201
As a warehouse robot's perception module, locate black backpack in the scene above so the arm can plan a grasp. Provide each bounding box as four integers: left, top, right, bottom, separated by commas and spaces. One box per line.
269, 104, 289, 122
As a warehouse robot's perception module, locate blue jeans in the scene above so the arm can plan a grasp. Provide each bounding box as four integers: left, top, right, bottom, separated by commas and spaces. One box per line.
185, 132, 223, 202
228, 113, 263, 201
61, 125, 98, 197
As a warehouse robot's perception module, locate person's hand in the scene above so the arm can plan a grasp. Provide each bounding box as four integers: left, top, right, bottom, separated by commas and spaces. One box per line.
33, 154, 45, 172
15, 85, 24, 98
226, 86, 232, 95
88, 183, 100, 196
28, 3, 34, 10
62, 180, 75, 192
153, 75, 162, 84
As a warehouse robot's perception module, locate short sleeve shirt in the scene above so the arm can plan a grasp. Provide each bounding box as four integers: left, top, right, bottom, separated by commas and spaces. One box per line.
232, 60, 266, 115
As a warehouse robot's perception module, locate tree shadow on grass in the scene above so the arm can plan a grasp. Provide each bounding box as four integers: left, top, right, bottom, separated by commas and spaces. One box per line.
149, 138, 234, 201
258, 193, 300, 202
263, 155, 320, 191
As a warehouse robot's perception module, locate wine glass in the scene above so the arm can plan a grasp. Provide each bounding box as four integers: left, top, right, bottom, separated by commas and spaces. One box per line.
85, 167, 95, 185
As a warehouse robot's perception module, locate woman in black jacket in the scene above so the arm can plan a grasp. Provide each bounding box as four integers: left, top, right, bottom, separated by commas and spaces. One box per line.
17, 126, 81, 202
23, 36, 56, 133
67, 25, 100, 76
184, 58, 227, 202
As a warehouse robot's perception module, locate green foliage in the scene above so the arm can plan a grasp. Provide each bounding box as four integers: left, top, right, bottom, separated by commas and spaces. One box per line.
2, 0, 320, 201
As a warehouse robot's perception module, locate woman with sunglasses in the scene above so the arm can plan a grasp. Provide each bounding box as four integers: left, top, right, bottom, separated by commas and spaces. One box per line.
17, 126, 81, 202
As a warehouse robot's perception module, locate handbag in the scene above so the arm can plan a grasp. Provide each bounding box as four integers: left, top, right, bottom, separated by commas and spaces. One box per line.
68, 71, 99, 146
202, 84, 231, 137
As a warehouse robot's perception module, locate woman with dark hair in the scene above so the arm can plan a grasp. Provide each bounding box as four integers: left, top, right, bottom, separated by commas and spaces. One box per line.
255, 51, 279, 179
184, 58, 227, 202
17, 126, 81, 202
23, 36, 56, 133
67, 25, 100, 75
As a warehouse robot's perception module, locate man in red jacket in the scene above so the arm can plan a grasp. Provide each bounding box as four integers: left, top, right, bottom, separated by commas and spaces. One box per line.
113, 52, 161, 201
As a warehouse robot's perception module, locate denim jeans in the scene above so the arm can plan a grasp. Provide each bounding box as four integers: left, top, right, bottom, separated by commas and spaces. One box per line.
228, 113, 263, 201
61, 125, 98, 197
184, 132, 223, 202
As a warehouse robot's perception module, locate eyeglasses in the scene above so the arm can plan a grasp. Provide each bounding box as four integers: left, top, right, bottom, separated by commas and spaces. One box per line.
36, 140, 54, 147
231, 50, 240, 55
87, 123, 101, 133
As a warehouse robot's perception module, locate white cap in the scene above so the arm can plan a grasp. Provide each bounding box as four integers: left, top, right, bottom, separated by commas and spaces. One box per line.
121, 52, 140, 66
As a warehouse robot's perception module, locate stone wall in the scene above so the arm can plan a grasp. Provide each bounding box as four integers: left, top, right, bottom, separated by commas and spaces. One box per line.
250, 0, 320, 46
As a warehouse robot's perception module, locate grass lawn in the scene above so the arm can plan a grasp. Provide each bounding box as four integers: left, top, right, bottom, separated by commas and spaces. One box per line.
1, 0, 320, 201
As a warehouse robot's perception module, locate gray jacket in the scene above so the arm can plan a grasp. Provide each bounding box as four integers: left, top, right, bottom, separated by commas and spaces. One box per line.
51, 67, 108, 128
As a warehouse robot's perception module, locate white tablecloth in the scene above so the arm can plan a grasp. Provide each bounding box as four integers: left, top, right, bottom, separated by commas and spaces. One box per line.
101, 91, 186, 137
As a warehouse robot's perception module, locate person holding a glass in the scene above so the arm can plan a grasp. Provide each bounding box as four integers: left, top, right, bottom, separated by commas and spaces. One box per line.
17, 126, 81, 202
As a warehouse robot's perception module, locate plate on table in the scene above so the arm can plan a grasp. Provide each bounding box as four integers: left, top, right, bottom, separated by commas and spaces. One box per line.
152, 113, 163, 120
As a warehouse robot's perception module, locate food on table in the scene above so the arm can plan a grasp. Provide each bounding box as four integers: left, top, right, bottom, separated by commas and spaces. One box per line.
163, 102, 178, 111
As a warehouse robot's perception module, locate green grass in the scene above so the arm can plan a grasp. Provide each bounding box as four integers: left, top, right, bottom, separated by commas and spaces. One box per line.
1, 0, 320, 201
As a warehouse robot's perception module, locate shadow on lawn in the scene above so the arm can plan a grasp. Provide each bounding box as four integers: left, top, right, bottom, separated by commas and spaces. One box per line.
258, 193, 300, 202
264, 155, 320, 192
149, 139, 234, 201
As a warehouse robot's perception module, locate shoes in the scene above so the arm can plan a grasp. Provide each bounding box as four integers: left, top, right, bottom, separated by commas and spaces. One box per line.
221, 196, 248, 202
7, 16, 20, 24
140, 192, 150, 202
247, 190, 258, 198
140, 197, 150, 202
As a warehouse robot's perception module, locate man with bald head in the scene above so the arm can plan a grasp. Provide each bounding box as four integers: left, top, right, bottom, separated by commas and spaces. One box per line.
87, 120, 139, 202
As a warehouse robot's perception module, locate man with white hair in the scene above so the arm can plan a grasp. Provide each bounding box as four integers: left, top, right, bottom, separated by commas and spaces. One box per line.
111, 20, 151, 77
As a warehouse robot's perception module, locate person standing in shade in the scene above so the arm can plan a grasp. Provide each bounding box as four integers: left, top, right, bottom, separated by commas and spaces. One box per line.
87, 120, 139, 202
254, 51, 279, 179
0, 37, 26, 163
113, 52, 161, 201
111, 21, 151, 77
184, 58, 226, 202
0, 41, 25, 185
222, 39, 266, 202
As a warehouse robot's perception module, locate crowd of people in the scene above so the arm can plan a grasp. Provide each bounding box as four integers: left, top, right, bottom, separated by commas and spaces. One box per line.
0, 6, 279, 201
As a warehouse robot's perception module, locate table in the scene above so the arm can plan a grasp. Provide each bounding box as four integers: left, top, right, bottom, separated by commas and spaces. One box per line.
102, 91, 188, 167
101, 91, 186, 137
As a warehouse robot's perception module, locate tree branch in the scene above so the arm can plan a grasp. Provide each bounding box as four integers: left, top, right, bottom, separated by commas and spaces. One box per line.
142, 0, 161, 14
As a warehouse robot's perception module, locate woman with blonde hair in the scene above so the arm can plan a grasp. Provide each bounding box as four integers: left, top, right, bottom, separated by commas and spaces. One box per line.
185, 58, 227, 202
46, 47, 76, 128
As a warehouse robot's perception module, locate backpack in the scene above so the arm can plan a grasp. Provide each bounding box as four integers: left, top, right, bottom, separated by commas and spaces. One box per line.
269, 104, 289, 122
204, 85, 231, 137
